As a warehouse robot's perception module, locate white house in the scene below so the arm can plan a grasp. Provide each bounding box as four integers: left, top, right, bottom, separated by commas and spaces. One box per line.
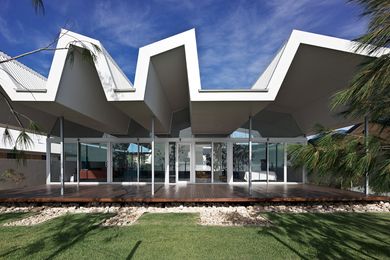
0, 29, 387, 191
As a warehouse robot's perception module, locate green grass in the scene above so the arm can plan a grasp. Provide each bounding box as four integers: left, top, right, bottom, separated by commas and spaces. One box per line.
0, 212, 389, 259
0, 212, 35, 225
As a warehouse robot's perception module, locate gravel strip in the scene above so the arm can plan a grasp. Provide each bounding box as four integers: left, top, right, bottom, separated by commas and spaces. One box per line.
1, 201, 388, 227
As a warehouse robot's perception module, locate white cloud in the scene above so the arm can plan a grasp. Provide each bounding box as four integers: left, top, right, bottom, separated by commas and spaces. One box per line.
194, 0, 355, 89
91, 1, 163, 48
0, 17, 21, 44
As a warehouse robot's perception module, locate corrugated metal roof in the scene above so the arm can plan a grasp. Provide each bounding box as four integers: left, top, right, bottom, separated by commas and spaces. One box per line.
102, 47, 134, 90
0, 51, 47, 92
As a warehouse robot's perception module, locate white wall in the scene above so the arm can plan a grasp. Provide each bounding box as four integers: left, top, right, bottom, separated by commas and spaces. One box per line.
0, 127, 60, 153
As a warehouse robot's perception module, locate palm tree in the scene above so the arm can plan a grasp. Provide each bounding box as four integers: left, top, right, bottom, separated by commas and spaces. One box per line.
289, 0, 390, 193
332, 0, 390, 121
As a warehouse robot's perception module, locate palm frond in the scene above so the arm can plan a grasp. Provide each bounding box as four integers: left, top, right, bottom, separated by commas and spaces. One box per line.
2, 126, 14, 147
15, 130, 33, 151
27, 120, 42, 135
350, 0, 390, 53
31, 0, 45, 15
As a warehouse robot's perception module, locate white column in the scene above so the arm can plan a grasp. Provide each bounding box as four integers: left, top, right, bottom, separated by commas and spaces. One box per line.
248, 116, 252, 195
227, 142, 233, 183
59, 116, 65, 196
107, 142, 112, 183
364, 116, 369, 195
211, 141, 214, 183
137, 139, 140, 183
151, 117, 155, 196
46, 135, 51, 184
164, 142, 169, 184
175, 143, 179, 183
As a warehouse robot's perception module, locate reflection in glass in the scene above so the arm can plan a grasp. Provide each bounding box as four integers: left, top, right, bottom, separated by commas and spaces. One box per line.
112, 143, 137, 182
195, 143, 212, 183
139, 143, 151, 182
50, 141, 60, 182
287, 144, 303, 182
64, 143, 78, 182
178, 144, 191, 181
269, 143, 285, 182
154, 143, 165, 182
50, 143, 78, 182
213, 143, 227, 183
233, 143, 249, 182
169, 142, 176, 183
80, 143, 107, 182
251, 143, 267, 182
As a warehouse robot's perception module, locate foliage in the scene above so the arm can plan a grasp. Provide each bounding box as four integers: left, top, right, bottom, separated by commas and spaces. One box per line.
332, 0, 389, 121
290, 0, 390, 193
0, 169, 25, 183
289, 129, 390, 192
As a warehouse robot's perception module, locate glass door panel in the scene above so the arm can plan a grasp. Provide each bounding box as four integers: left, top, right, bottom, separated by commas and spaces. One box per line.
154, 143, 165, 182
213, 142, 227, 183
269, 143, 285, 182
233, 143, 249, 182
251, 143, 267, 182
177, 143, 191, 182
169, 142, 176, 183
80, 143, 107, 182
195, 143, 212, 183
139, 143, 151, 182
112, 143, 138, 182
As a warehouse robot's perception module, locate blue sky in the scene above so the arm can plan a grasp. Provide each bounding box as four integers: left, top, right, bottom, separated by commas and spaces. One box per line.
0, 0, 367, 89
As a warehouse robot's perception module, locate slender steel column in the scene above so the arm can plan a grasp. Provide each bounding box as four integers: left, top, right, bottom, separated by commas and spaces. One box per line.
137, 139, 140, 183
364, 116, 369, 195
266, 141, 269, 184
59, 116, 65, 196
248, 116, 252, 195
151, 117, 155, 196
77, 139, 80, 187
46, 134, 51, 184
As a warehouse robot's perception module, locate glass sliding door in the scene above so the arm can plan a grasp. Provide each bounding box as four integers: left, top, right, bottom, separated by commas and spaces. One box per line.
80, 143, 107, 182
112, 143, 138, 182
50, 141, 60, 182
177, 143, 191, 182
268, 143, 285, 182
287, 144, 303, 182
64, 143, 78, 182
169, 142, 176, 183
139, 143, 151, 182
233, 143, 249, 182
154, 143, 165, 182
195, 143, 212, 183
50, 142, 78, 183
251, 143, 267, 182
213, 142, 227, 183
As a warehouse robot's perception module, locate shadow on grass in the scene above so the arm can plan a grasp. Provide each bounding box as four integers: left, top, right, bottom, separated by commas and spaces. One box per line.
260, 213, 390, 259
0, 213, 115, 259
126, 240, 142, 260
0, 212, 34, 225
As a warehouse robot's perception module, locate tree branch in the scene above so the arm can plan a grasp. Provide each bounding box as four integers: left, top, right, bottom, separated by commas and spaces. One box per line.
0, 89, 24, 128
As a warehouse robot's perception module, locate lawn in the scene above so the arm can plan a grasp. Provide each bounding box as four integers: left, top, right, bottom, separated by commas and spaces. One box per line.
0, 212, 388, 259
